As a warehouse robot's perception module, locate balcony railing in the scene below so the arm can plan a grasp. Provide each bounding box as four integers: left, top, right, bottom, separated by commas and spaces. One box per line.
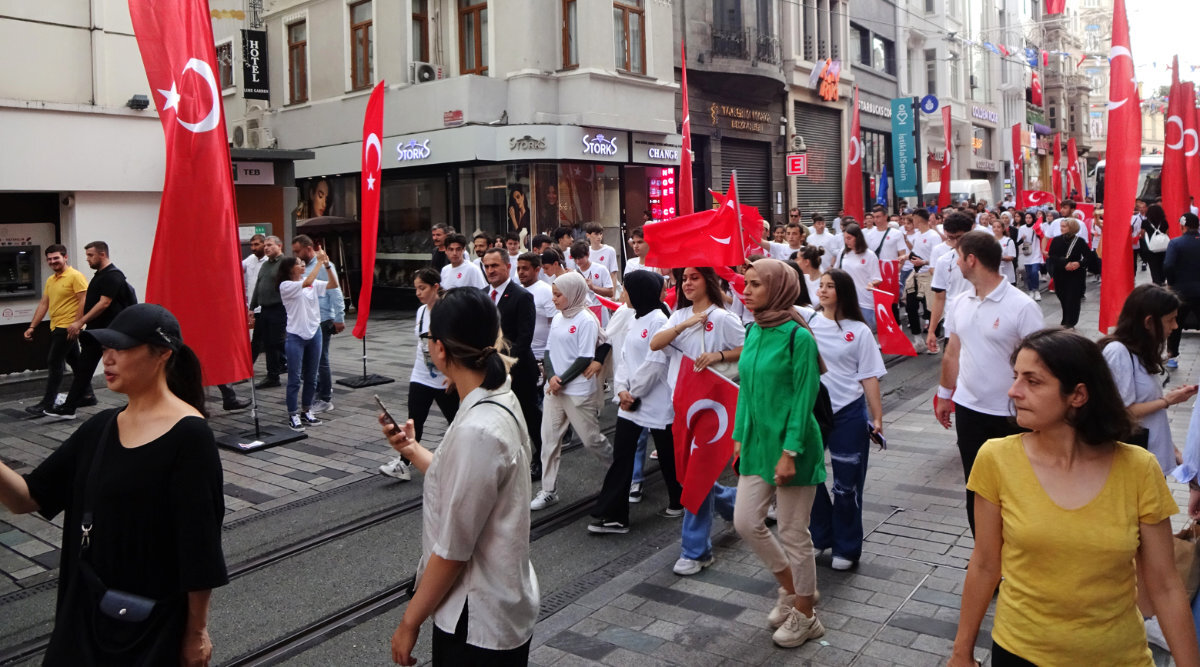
711, 28, 782, 68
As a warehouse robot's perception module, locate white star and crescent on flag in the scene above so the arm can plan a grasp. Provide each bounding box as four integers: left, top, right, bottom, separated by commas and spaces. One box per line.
156, 58, 220, 134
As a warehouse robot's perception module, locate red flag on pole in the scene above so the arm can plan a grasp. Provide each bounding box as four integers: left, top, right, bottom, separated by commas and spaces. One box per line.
873, 290, 916, 356
878, 260, 901, 305
679, 44, 694, 216
1046, 0, 1066, 15
1020, 191, 1056, 209
672, 359, 740, 513
1052, 134, 1063, 204
711, 188, 765, 254
1183, 83, 1200, 209
1066, 137, 1083, 201
1031, 71, 1043, 107
939, 106, 953, 209
643, 206, 743, 269
1099, 0, 1140, 334
1012, 124, 1024, 209
844, 87, 866, 223
1163, 56, 1188, 237
353, 82, 386, 339
130, 0, 251, 386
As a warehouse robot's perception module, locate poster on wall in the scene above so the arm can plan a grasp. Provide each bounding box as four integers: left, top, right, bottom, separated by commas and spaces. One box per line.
295, 175, 358, 220
505, 165, 531, 244
534, 165, 565, 235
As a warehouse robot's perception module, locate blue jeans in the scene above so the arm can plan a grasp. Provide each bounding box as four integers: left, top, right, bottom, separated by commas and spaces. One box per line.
809, 394, 870, 561
316, 320, 334, 402
285, 332, 322, 414
1023, 263, 1041, 291
859, 306, 876, 330
681, 482, 737, 560
631, 427, 650, 485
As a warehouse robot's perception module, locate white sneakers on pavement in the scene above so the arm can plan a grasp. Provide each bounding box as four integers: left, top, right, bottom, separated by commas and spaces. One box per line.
772, 607, 825, 648
831, 556, 855, 571
379, 457, 412, 481
672, 555, 713, 576
767, 588, 796, 629
311, 399, 334, 413
530, 489, 558, 510
628, 482, 643, 503
288, 414, 305, 432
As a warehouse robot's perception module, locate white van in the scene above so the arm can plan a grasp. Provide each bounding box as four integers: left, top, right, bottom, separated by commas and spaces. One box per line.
921, 180, 995, 206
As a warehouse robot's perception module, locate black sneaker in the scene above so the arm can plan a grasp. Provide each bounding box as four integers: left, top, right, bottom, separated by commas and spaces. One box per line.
255, 377, 282, 389
24, 403, 50, 417
77, 395, 99, 407
288, 414, 305, 432
530, 462, 543, 481
658, 505, 684, 518
587, 519, 630, 534
43, 405, 77, 420
301, 411, 322, 426
223, 397, 252, 411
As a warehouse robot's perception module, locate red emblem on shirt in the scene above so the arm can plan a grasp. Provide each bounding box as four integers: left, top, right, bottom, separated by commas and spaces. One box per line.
569, 325, 577, 334
641, 329, 648, 338
705, 321, 714, 332
457, 272, 463, 279
598, 255, 605, 262
845, 332, 855, 342
861, 259, 866, 265
993, 318, 1000, 329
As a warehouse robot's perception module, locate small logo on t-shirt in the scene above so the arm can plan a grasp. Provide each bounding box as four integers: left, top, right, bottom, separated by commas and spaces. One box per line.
456, 272, 463, 279
592, 272, 602, 281
993, 318, 1000, 329
569, 325, 577, 334
641, 329, 648, 338
861, 259, 866, 265
705, 321, 714, 332
598, 255, 605, 262
845, 332, 855, 342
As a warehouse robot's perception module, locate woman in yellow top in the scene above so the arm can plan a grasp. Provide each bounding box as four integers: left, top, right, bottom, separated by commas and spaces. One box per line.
950, 329, 1200, 667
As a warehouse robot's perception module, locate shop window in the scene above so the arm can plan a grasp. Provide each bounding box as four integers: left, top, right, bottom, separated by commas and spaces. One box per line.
563, 0, 578, 68
459, 0, 488, 75
375, 175, 450, 289
216, 41, 235, 90
288, 21, 308, 104
925, 49, 937, 96
614, 0, 645, 74
460, 164, 622, 244
973, 127, 992, 159
412, 0, 429, 62
350, 0, 373, 90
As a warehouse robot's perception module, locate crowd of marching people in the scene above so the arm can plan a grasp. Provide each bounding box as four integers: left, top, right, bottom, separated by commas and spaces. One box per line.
12, 194, 1200, 665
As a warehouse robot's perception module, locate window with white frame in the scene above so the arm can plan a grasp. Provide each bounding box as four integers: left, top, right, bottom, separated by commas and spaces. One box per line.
288, 20, 308, 104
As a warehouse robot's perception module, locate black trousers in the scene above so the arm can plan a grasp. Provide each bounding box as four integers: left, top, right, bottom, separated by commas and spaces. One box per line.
1054, 273, 1086, 328
251, 304, 286, 379
64, 337, 101, 408
905, 290, 928, 335
1143, 248, 1167, 285
511, 358, 543, 460
1169, 294, 1200, 357
592, 417, 683, 524
42, 328, 82, 407
955, 403, 1024, 535
992, 641, 1036, 666
409, 381, 460, 439
431, 601, 531, 666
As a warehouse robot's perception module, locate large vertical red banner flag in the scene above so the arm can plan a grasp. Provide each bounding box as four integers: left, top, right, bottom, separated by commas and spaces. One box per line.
844, 87, 865, 223
129, 0, 251, 386
673, 359, 739, 513
679, 44, 694, 216
1011, 124, 1024, 208
1183, 83, 1200, 209
1066, 137, 1083, 201
353, 82, 386, 339
939, 106, 952, 209
1163, 56, 1188, 237
1052, 134, 1063, 204
1099, 0, 1140, 334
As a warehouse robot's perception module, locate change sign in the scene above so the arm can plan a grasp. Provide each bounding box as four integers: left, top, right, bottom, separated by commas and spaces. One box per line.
890, 98, 918, 198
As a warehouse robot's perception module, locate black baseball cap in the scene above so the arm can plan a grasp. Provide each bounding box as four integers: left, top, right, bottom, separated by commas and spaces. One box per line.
83, 303, 183, 351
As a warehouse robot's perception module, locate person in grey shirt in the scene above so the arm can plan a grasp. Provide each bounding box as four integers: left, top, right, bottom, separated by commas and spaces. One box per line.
249, 236, 285, 387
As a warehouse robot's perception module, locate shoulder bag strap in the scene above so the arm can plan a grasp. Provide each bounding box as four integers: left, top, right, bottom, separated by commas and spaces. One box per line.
81, 412, 119, 551
874, 229, 889, 256
476, 398, 520, 428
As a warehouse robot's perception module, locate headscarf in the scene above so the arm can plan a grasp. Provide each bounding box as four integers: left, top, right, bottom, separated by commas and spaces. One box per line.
624, 270, 667, 318
553, 272, 590, 318
748, 259, 806, 329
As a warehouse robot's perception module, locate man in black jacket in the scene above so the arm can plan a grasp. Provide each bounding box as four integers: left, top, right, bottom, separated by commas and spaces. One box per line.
481, 247, 543, 479
1166, 213, 1200, 367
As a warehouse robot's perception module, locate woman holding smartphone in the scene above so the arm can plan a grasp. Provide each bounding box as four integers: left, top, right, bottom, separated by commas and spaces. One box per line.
379, 287, 538, 665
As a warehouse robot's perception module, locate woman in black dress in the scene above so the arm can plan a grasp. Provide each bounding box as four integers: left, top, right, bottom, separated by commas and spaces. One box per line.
1048, 218, 1090, 329
1141, 204, 1171, 285
0, 304, 227, 665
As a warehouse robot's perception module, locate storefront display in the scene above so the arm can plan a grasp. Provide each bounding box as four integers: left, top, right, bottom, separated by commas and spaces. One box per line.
648, 168, 676, 221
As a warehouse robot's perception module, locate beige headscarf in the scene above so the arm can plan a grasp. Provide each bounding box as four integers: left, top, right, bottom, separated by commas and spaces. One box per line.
748, 258, 825, 373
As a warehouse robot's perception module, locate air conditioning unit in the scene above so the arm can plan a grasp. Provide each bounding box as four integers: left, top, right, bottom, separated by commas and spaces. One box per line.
250, 127, 276, 149
231, 121, 249, 148
410, 61, 445, 84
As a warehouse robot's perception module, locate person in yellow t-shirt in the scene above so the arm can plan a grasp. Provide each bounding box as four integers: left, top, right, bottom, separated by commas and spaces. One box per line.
22, 244, 88, 416
949, 329, 1200, 667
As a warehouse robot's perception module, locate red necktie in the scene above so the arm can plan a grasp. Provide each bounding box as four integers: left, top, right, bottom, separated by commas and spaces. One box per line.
491, 289, 498, 303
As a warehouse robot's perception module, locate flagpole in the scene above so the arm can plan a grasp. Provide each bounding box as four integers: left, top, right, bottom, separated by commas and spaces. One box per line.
733, 170, 745, 261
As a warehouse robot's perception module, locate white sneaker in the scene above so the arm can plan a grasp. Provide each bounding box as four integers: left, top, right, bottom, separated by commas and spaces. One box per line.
911, 337, 927, 354
379, 457, 411, 481
672, 556, 713, 576
1145, 616, 1168, 650
767, 587, 797, 629
772, 607, 825, 648
831, 556, 855, 571
1033, 290, 1042, 302
311, 399, 334, 413
628, 482, 643, 504
766, 499, 778, 522
530, 489, 558, 511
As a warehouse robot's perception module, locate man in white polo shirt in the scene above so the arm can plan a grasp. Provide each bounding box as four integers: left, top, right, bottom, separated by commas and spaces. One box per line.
439, 233, 487, 290
806, 214, 842, 271
934, 230, 1044, 535
924, 213, 975, 353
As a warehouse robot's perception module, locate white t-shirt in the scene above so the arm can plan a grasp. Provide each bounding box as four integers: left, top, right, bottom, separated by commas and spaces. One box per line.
508, 253, 521, 280
944, 280, 1044, 416
623, 257, 660, 275
930, 245, 969, 299
908, 229, 942, 275
547, 310, 600, 397
562, 252, 577, 272
441, 261, 487, 290
614, 310, 674, 429
279, 279, 328, 339
590, 244, 618, 276
1045, 217, 1090, 245
410, 304, 448, 388
1103, 340, 1173, 473
810, 314, 887, 413
1016, 225, 1044, 266
803, 275, 821, 306
997, 236, 1017, 284
807, 230, 843, 272
662, 305, 745, 390
242, 254, 266, 307
525, 280, 557, 357
578, 264, 613, 309
864, 226, 907, 263
767, 242, 802, 261
837, 249, 883, 310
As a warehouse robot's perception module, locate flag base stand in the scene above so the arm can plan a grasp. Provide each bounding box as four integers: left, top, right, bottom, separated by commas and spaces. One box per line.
335, 334, 393, 389
215, 374, 308, 453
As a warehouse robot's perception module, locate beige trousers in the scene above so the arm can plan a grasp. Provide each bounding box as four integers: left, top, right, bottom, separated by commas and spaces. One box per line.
733, 474, 819, 596
540, 390, 613, 493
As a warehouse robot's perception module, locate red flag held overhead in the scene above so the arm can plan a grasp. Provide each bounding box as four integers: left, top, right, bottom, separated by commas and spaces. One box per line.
130, 0, 251, 386
1046, 0, 1066, 15
1099, 0, 1140, 334
353, 82, 386, 338
1066, 137, 1083, 202
643, 206, 744, 269
672, 359, 740, 513
679, 44, 694, 216
1020, 190, 1056, 209
1052, 134, 1063, 204
1162, 56, 1188, 236
844, 87, 866, 223
939, 106, 952, 209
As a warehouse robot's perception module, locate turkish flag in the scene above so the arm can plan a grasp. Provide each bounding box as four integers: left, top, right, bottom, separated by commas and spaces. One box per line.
844, 87, 866, 223
1031, 71, 1043, 108
679, 44, 694, 216
353, 82, 386, 339
1046, 0, 1066, 15
130, 0, 251, 386
1183, 83, 1200, 208
1012, 124, 1024, 208
1163, 57, 1188, 237
874, 290, 916, 356
596, 295, 622, 311
1067, 137, 1083, 202
672, 358, 740, 513
939, 106, 953, 209
879, 260, 900, 305
645, 183, 743, 269
1076, 203, 1097, 239
1052, 133, 1063, 204
1020, 190, 1056, 209
1099, 0, 1140, 334
710, 188, 764, 255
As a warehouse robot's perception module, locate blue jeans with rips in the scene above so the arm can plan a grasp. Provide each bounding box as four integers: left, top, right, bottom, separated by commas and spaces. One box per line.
809, 394, 870, 561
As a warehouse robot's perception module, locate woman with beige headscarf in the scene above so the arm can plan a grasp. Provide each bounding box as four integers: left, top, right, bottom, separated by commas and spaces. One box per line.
530, 272, 613, 511
732, 258, 827, 650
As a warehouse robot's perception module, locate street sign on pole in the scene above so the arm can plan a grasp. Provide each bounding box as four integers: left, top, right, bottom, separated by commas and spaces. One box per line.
786, 154, 808, 176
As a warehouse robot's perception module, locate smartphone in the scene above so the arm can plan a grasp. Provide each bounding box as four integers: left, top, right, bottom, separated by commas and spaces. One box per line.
868, 425, 887, 450
374, 394, 398, 428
